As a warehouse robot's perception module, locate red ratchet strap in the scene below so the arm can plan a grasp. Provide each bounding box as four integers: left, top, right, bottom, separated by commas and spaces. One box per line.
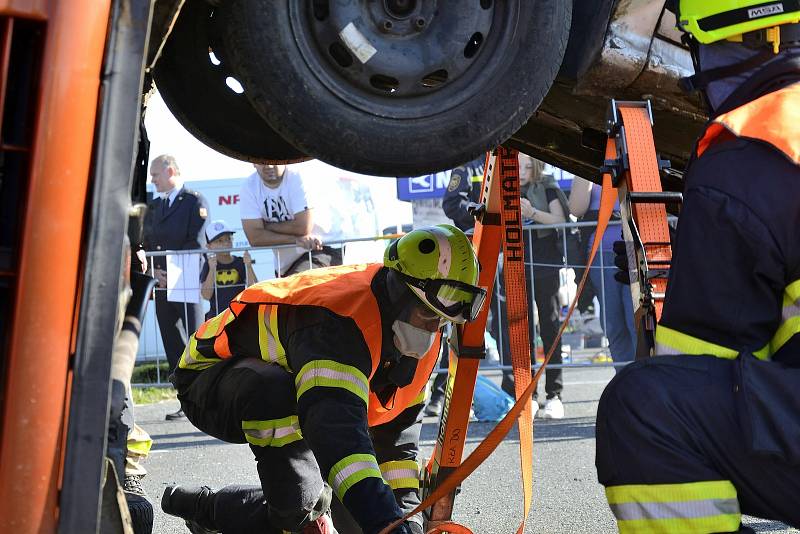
608, 101, 675, 357
379, 146, 618, 534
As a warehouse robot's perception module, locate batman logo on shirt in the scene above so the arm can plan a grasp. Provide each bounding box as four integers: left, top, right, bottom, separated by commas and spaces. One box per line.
216, 269, 241, 285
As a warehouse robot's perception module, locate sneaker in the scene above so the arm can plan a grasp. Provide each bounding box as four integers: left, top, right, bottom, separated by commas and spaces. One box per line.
531, 400, 539, 419
539, 397, 564, 419
302, 511, 339, 534
123, 474, 147, 498
161, 485, 218, 534
166, 409, 186, 421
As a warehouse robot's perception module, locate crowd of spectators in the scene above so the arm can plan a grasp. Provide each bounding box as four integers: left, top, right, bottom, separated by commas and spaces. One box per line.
141, 152, 635, 426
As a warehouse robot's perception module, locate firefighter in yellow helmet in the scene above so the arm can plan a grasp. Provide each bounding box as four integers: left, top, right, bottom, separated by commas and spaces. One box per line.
596, 2, 800, 532
160, 225, 485, 534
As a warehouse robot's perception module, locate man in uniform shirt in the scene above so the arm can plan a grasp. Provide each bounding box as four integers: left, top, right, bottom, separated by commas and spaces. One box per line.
143, 154, 209, 420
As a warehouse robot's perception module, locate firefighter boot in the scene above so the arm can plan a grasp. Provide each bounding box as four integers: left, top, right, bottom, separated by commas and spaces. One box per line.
161, 485, 219, 534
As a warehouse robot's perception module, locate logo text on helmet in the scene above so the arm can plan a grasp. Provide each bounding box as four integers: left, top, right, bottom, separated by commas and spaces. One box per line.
748, 3, 784, 19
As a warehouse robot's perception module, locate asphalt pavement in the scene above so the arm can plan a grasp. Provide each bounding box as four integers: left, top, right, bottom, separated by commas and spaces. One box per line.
136, 365, 795, 534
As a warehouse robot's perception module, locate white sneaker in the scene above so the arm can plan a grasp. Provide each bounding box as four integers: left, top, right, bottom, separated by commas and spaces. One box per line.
531, 400, 539, 419
540, 397, 564, 419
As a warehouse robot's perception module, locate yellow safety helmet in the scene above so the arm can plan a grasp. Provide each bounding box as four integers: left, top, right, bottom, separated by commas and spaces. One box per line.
676, 0, 800, 45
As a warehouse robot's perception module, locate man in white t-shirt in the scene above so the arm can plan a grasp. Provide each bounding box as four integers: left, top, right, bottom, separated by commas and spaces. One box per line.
239, 163, 342, 276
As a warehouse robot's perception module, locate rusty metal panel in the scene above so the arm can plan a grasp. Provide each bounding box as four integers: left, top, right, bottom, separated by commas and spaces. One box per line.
574, 0, 665, 95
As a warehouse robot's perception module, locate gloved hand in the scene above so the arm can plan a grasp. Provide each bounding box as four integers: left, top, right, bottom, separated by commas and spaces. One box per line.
612, 240, 630, 285
612, 221, 677, 286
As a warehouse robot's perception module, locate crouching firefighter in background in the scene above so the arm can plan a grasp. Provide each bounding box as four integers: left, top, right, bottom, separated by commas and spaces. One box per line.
596, 1, 800, 532
161, 225, 486, 534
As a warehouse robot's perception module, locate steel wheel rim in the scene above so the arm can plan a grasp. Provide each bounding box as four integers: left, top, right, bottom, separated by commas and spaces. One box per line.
289, 0, 521, 120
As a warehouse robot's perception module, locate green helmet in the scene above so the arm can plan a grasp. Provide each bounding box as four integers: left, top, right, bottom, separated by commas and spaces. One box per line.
384, 224, 486, 324
676, 0, 800, 44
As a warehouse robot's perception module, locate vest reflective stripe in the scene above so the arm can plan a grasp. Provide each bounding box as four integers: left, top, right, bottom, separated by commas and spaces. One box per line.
295, 360, 370, 406
180, 308, 237, 370
179, 335, 220, 370
328, 453, 385, 501
410, 389, 426, 407
606, 480, 740, 534
379, 460, 420, 491
771, 279, 800, 354
241, 416, 303, 448
655, 325, 770, 361
697, 84, 800, 166
257, 304, 287, 367
197, 308, 235, 341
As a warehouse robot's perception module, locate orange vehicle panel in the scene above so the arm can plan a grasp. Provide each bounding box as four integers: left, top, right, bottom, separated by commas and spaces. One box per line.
0, 1, 111, 531
0, 0, 48, 19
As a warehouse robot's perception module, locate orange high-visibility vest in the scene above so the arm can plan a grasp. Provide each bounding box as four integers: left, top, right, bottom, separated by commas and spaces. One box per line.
697, 83, 800, 165
201, 263, 440, 427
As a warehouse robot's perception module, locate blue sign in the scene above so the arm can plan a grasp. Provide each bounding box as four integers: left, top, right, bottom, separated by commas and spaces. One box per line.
396, 171, 451, 201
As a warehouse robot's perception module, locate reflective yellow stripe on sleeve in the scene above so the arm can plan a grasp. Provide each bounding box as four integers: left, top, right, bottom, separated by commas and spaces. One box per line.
242, 416, 303, 448
770, 279, 800, 356
606, 480, 740, 534
295, 360, 369, 406
328, 453, 385, 501
379, 460, 420, 491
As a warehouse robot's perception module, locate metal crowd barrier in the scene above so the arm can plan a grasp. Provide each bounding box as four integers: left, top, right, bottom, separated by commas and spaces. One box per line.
134, 219, 659, 387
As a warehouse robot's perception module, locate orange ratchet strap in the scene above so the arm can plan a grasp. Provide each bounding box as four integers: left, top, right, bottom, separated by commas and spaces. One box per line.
380, 147, 618, 534
604, 101, 679, 358
497, 147, 534, 534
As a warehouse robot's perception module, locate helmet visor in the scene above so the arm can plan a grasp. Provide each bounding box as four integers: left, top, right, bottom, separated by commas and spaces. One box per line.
399, 273, 487, 324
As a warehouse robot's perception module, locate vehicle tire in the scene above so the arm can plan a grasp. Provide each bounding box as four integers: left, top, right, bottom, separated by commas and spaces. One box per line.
153, 0, 308, 164
126, 494, 154, 534
220, 0, 571, 176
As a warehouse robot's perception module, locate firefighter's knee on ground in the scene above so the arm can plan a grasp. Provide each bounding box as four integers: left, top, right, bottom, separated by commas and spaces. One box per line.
596, 360, 655, 427
595, 361, 667, 484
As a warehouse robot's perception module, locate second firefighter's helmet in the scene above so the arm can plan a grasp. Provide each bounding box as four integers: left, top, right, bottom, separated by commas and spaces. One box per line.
384, 225, 485, 324
675, 0, 800, 44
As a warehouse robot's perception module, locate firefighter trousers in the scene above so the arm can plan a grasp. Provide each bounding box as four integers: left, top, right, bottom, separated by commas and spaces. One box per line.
596, 354, 800, 532
175, 357, 326, 533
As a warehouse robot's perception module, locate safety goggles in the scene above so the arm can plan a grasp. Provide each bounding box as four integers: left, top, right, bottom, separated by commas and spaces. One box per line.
397, 272, 487, 324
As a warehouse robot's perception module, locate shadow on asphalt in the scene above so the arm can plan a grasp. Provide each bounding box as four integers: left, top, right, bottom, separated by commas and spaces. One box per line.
420, 416, 596, 445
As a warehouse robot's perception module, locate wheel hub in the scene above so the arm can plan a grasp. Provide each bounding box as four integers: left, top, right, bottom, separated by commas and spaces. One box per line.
384, 0, 417, 19
298, 0, 499, 116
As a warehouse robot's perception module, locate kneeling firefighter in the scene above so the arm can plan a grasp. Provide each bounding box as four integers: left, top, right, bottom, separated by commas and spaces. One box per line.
596, 1, 800, 533
161, 225, 486, 534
